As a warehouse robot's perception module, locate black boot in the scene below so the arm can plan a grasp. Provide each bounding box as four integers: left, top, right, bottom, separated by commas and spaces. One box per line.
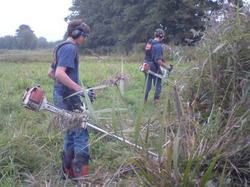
73, 154, 89, 183
61, 150, 75, 179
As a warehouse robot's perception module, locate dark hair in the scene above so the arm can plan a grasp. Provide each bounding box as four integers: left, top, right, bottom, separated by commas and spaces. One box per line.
154, 28, 165, 38
67, 19, 90, 37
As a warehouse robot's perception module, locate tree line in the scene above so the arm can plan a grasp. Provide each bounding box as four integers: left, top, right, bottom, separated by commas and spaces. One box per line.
0, 25, 59, 50
66, 0, 244, 54
0, 0, 244, 54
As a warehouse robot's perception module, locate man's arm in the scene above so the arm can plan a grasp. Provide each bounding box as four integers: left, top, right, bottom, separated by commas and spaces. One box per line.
55, 66, 80, 92
48, 67, 55, 80
156, 49, 173, 71
157, 59, 168, 69
154, 46, 172, 71
157, 60, 172, 71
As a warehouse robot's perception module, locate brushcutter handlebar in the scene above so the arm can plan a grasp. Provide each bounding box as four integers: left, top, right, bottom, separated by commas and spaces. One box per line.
167, 64, 173, 72
139, 63, 174, 85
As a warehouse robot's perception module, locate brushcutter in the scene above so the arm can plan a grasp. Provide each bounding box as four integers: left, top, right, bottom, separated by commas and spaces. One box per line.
22, 86, 158, 158
139, 63, 174, 86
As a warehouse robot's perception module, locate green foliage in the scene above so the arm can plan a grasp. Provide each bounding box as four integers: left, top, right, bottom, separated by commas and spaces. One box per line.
0, 25, 60, 50
182, 4, 250, 121
15, 24, 38, 50
200, 146, 223, 187
176, 4, 249, 186
0, 36, 17, 50
0, 58, 151, 185
0, 62, 63, 185
67, 0, 222, 53
37, 37, 50, 49
182, 137, 199, 186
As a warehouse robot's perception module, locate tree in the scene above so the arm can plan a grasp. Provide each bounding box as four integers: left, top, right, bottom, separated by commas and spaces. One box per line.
38, 37, 49, 48
158, 0, 221, 44
67, 0, 222, 53
0, 36, 16, 49
16, 24, 38, 50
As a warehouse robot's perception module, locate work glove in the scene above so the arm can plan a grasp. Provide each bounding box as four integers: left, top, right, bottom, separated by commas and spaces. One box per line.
79, 87, 95, 103
166, 64, 173, 72
71, 101, 87, 113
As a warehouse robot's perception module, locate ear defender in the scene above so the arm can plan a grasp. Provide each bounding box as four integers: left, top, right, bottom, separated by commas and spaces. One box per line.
155, 29, 164, 39
72, 30, 87, 39
72, 30, 81, 39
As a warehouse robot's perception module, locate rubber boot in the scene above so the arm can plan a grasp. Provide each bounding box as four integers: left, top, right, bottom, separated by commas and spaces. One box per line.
73, 155, 89, 183
62, 150, 75, 179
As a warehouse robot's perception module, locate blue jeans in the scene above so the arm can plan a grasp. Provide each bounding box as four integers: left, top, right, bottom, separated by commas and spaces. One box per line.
53, 89, 89, 157
144, 73, 162, 101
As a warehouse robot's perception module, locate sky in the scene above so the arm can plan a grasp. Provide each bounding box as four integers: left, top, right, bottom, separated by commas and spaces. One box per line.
0, 0, 72, 42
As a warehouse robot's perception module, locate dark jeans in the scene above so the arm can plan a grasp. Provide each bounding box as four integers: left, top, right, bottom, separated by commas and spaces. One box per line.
144, 73, 162, 101
53, 89, 89, 157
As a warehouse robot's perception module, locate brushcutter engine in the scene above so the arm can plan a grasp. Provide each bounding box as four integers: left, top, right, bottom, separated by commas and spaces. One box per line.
139, 63, 150, 73
22, 86, 44, 111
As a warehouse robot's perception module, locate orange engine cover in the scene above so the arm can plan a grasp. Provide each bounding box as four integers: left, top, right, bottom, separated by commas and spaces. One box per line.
28, 86, 44, 104
143, 63, 149, 71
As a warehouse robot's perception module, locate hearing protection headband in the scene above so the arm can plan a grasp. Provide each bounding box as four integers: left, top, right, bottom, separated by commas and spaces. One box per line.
81, 31, 87, 37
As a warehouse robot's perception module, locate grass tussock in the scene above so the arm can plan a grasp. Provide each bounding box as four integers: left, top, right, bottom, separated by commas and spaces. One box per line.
133, 5, 249, 187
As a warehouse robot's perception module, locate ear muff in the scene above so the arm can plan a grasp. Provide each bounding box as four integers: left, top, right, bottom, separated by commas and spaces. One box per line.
72, 30, 81, 39
155, 29, 164, 39
71, 23, 89, 39
72, 29, 88, 39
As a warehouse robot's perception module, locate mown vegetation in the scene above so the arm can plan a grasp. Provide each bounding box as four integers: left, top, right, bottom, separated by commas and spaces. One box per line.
0, 5, 249, 187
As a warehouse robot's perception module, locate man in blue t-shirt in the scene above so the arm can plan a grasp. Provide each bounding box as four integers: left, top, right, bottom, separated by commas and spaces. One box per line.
48, 19, 91, 182
143, 28, 172, 105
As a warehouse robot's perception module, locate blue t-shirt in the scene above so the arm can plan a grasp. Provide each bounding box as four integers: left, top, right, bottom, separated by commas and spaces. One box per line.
144, 39, 162, 72
53, 43, 80, 101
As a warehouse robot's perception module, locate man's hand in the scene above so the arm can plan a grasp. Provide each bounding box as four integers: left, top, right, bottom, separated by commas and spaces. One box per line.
166, 64, 173, 72
158, 60, 173, 72
79, 87, 96, 103
87, 89, 95, 103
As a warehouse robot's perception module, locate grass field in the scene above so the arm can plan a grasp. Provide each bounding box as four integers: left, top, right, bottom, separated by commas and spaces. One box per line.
0, 45, 249, 186
0, 8, 249, 185
0, 53, 181, 186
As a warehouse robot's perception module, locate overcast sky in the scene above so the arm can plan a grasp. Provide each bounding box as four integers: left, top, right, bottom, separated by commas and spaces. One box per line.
0, 0, 72, 42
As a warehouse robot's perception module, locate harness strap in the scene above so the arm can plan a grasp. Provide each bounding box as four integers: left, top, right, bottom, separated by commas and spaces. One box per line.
53, 41, 77, 70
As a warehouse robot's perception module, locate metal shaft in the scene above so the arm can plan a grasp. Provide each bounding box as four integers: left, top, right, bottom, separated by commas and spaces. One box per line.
86, 122, 158, 158
148, 70, 174, 86
42, 98, 158, 158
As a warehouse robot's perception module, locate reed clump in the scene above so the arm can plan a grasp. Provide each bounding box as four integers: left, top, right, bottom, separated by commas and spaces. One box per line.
133, 4, 249, 187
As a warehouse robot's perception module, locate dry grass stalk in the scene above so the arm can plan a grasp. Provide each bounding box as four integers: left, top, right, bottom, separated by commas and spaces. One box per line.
48, 113, 88, 131
86, 48, 104, 64
97, 73, 130, 87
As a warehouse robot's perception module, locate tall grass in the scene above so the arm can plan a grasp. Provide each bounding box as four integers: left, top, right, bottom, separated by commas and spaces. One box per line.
0, 4, 249, 186
129, 4, 249, 187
